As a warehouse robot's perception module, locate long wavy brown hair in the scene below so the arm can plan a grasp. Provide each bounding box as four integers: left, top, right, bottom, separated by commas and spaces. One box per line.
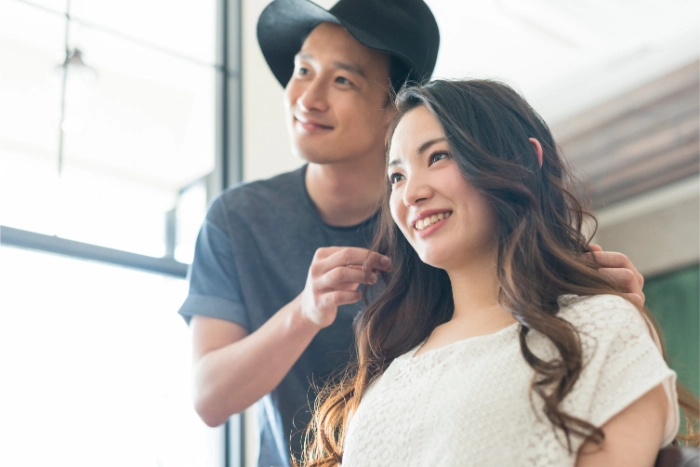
299, 79, 699, 466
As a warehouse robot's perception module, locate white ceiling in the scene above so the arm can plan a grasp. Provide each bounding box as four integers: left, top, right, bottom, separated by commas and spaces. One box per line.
315, 0, 699, 123
3, 0, 698, 195
426, 0, 700, 124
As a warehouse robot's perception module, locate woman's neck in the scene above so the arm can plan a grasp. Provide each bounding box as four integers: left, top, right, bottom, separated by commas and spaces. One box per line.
409, 244, 519, 358
448, 261, 513, 333
414, 262, 514, 357
445, 256, 515, 335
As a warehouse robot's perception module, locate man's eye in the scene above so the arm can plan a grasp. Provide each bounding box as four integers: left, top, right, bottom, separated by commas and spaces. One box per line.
335, 76, 352, 86
429, 151, 449, 165
297, 66, 309, 75
388, 173, 404, 185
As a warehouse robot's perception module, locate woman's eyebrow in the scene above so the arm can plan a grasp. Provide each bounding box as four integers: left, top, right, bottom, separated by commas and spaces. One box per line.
388, 137, 447, 169
418, 137, 447, 154
388, 158, 402, 169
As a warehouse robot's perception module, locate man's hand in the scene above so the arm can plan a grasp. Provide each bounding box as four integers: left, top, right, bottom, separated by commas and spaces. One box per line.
300, 247, 393, 328
586, 244, 645, 307
189, 247, 393, 425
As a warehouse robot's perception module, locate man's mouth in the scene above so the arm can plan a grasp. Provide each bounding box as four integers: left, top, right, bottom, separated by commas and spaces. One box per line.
295, 117, 333, 131
413, 211, 452, 231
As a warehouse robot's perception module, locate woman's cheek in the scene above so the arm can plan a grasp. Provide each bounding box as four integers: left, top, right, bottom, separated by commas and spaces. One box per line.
389, 193, 401, 227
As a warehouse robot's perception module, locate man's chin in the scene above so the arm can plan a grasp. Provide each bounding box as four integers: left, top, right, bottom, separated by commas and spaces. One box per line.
293, 146, 343, 165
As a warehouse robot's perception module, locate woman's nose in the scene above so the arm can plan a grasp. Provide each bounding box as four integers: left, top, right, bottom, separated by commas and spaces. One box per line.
402, 174, 433, 207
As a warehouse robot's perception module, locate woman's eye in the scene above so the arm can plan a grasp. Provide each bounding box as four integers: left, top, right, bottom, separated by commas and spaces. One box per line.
388, 173, 404, 185
429, 151, 449, 165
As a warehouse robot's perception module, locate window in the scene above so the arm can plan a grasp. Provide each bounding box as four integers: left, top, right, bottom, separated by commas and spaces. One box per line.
0, 246, 223, 467
0, 0, 242, 465
0, 0, 218, 256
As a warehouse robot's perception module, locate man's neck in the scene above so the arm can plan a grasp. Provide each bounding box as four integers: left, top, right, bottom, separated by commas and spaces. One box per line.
305, 156, 385, 227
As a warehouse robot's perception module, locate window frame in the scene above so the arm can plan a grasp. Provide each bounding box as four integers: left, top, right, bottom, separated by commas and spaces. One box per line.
0, 0, 244, 465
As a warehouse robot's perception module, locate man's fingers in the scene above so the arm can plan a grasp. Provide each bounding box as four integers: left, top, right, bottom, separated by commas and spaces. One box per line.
589, 243, 603, 252
324, 248, 392, 272
597, 252, 644, 290
598, 267, 644, 299
364, 251, 393, 272
586, 250, 645, 291
588, 250, 631, 268
623, 293, 644, 308
336, 282, 361, 292
317, 267, 377, 291
584, 248, 647, 306
319, 290, 362, 309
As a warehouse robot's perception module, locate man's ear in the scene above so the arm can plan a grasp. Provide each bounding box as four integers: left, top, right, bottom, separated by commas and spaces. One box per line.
382, 96, 397, 123
529, 137, 543, 168
383, 89, 397, 112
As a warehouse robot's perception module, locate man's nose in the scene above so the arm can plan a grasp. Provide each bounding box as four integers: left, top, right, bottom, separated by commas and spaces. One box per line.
298, 78, 329, 113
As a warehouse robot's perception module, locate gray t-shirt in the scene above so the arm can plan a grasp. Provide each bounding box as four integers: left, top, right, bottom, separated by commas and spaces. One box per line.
178, 165, 377, 467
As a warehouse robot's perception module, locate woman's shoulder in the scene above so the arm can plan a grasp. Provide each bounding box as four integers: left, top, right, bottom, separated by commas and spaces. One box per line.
554, 296, 679, 448
556, 294, 644, 333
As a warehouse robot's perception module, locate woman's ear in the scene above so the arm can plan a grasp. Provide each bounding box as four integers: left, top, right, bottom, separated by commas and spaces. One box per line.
529, 138, 543, 168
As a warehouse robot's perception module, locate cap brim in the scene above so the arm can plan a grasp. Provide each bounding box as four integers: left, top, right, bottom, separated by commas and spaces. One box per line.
257, 0, 340, 87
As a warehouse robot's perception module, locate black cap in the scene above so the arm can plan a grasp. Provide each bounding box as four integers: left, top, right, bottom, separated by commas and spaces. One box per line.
257, 0, 440, 88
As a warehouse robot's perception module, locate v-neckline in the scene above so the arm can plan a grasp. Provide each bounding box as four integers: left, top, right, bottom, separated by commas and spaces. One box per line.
408, 321, 520, 360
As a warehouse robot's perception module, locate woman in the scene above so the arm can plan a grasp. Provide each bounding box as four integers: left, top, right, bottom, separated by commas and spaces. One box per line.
301, 80, 698, 466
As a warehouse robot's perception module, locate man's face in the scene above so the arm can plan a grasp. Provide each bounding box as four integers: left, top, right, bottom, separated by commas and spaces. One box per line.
284, 22, 393, 164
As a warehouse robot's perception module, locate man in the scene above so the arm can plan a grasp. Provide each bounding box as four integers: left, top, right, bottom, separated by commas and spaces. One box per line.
178, 0, 646, 465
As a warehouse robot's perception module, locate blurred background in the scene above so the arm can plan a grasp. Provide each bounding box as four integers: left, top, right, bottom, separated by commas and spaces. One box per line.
0, 0, 698, 466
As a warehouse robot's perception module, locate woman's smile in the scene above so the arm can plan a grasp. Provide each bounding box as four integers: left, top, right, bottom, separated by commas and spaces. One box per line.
388, 106, 497, 270
411, 210, 452, 238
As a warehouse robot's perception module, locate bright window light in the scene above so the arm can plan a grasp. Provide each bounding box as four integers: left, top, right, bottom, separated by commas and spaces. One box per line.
0, 246, 222, 467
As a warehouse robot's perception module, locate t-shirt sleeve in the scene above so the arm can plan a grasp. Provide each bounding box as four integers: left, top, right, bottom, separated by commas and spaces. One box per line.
177, 200, 250, 330
565, 295, 679, 447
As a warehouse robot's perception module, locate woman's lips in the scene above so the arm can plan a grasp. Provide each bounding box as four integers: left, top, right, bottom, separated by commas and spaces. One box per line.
413, 211, 452, 230
414, 213, 451, 239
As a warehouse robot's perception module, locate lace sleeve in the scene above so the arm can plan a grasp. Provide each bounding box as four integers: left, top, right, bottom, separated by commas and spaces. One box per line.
563, 295, 679, 447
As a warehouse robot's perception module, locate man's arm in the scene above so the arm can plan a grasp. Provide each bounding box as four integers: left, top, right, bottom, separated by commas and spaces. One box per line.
191, 295, 315, 427
190, 247, 392, 427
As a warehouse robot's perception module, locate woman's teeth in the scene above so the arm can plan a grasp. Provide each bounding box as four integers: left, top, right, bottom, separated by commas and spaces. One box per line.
415, 212, 451, 231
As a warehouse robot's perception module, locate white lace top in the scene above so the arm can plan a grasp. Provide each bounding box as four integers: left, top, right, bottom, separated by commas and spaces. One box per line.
342, 295, 678, 467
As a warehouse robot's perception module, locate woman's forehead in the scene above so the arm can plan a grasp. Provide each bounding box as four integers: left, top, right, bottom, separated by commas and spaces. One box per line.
391, 108, 444, 147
